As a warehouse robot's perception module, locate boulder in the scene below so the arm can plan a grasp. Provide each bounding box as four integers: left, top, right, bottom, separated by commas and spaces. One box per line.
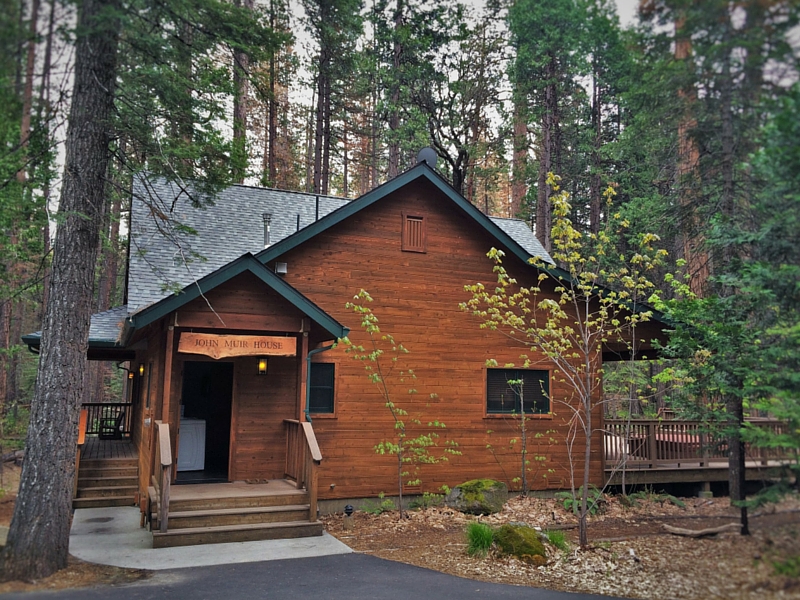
446, 479, 507, 515
494, 524, 547, 565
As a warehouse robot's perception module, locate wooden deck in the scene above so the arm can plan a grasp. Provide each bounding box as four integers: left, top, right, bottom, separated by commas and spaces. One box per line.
82, 437, 137, 461
605, 459, 791, 486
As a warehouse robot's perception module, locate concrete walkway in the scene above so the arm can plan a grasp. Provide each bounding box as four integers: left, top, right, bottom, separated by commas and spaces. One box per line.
69, 507, 351, 570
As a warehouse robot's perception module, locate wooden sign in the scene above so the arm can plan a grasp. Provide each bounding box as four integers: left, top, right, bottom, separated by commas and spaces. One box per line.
178, 333, 297, 359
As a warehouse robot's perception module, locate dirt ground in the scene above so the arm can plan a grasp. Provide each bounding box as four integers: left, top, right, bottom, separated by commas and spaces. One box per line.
0, 463, 148, 594
1, 461, 799, 598
322, 493, 800, 600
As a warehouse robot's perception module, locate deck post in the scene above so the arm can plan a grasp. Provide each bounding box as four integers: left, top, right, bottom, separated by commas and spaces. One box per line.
298, 323, 309, 422
162, 323, 176, 478
647, 421, 658, 468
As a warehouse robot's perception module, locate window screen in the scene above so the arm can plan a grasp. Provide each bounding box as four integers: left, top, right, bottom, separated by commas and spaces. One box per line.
309, 363, 335, 413
486, 369, 549, 415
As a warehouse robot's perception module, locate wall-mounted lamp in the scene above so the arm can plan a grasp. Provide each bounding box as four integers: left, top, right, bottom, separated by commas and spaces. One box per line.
257, 357, 268, 376
128, 371, 134, 380
139, 363, 145, 377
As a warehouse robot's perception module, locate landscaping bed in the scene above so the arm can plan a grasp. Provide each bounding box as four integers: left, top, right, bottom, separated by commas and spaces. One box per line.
322, 493, 800, 599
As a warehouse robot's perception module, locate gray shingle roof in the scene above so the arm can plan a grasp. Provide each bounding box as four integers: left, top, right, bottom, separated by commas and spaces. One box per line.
22, 305, 129, 346
128, 175, 552, 316
489, 217, 553, 265
129, 176, 349, 314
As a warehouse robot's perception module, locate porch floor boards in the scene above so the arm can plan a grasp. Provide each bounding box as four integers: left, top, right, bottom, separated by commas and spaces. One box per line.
169, 479, 300, 501
83, 437, 137, 461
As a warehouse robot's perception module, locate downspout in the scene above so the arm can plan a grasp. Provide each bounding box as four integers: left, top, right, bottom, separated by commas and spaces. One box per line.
305, 343, 334, 423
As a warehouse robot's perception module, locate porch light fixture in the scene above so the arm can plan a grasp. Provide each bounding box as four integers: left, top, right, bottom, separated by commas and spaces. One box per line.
257, 357, 268, 376
128, 371, 134, 380
138, 363, 145, 377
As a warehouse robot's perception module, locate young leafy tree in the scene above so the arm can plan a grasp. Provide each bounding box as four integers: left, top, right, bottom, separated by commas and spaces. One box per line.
462, 174, 667, 548
342, 290, 459, 518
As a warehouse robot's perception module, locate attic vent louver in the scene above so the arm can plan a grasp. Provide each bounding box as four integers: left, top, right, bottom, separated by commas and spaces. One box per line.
263, 213, 272, 248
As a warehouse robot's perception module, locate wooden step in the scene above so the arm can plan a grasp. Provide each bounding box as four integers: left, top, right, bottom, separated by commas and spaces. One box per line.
79, 466, 138, 478
75, 485, 137, 499
78, 476, 138, 489
166, 504, 311, 529
73, 496, 136, 509
168, 492, 309, 513
81, 458, 138, 470
152, 520, 324, 548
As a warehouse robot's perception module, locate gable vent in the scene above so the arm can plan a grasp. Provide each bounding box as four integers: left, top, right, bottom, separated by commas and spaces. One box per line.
402, 212, 426, 253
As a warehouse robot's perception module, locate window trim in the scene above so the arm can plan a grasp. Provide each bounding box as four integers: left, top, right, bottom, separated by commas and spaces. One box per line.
308, 361, 337, 417
401, 211, 427, 253
483, 367, 553, 419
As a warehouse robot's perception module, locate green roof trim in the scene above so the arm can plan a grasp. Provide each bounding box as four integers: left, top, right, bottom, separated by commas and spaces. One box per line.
127, 253, 349, 340
257, 162, 551, 268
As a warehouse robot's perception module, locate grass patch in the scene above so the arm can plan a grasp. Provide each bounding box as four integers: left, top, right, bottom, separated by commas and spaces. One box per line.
545, 529, 569, 552
773, 555, 800, 577
465, 522, 494, 557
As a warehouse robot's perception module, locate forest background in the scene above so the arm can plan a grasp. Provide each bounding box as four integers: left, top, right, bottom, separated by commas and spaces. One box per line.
0, 0, 798, 482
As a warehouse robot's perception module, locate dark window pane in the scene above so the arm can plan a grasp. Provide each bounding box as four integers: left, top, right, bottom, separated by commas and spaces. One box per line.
309, 363, 335, 413
486, 369, 549, 414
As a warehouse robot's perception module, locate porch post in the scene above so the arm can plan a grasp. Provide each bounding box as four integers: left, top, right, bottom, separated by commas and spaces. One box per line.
162, 323, 176, 476
298, 321, 309, 421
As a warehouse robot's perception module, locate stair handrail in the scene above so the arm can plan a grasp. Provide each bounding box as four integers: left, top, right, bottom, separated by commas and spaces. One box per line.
284, 419, 322, 521
74, 408, 88, 499
154, 420, 172, 532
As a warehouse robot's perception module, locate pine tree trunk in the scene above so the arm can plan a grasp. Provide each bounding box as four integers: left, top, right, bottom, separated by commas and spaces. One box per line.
510, 98, 527, 219
727, 394, 749, 535
17, 0, 40, 183
589, 61, 602, 235
0, 0, 120, 580
232, 0, 253, 184
387, 0, 403, 179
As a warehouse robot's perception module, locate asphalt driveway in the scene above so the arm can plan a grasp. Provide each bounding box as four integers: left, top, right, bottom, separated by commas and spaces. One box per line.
2, 553, 620, 600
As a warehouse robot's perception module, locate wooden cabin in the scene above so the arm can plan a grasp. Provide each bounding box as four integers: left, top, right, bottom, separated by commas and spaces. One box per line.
24, 163, 670, 546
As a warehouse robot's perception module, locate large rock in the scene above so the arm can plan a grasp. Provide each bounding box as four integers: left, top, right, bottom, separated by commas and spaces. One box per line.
446, 479, 507, 515
494, 524, 547, 565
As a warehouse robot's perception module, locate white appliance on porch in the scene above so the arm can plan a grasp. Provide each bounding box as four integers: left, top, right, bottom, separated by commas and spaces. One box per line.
177, 417, 206, 471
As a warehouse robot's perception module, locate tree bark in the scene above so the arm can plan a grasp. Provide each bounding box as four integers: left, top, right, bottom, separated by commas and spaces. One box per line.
727, 394, 749, 535
510, 97, 527, 219
0, 0, 120, 580
17, 0, 40, 183
387, 0, 403, 179
232, 0, 254, 184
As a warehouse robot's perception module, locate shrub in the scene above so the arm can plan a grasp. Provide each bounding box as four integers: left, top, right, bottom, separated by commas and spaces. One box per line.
362, 494, 396, 515
465, 522, 494, 557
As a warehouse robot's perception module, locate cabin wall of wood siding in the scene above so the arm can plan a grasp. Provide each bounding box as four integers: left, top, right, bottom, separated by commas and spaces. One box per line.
278, 180, 604, 499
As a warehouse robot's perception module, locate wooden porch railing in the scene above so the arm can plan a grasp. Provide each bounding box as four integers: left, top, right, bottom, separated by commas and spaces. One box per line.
152, 421, 172, 532
81, 402, 133, 437
604, 418, 793, 469
74, 408, 88, 498
284, 419, 322, 521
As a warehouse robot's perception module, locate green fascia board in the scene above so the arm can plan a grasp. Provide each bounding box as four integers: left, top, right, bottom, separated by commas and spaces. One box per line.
21, 332, 121, 349
257, 162, 546, 269
128, 253, 348, 340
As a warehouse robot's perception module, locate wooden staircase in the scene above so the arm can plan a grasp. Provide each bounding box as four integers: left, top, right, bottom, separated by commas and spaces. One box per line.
73, 456, 138, 509
150, 481, 323, 548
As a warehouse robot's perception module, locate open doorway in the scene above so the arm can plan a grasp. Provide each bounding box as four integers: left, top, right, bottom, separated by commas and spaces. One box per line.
176, 361, 233, 484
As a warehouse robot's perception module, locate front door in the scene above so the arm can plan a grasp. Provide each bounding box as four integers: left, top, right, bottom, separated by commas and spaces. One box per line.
177, 361, 233, 483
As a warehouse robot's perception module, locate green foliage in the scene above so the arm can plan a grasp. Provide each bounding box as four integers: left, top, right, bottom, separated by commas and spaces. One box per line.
362, 494, 396, 515
409, 488, 449, 510
343, 289, 460, 517
556, 485, 606, 516
773, 556, 800, 578
545, 529, 569, 552
493, 524, 547, 564
465, 522, 494, 557
625, 488, 685, 509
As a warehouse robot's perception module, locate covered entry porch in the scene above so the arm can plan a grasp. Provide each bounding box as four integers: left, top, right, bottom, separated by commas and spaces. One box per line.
125, 255, 347, 546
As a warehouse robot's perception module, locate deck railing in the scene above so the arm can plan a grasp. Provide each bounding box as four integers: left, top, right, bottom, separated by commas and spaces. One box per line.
604, 418, 794, 469
81, 402, 133, 437
74, 408, 88, 498
152, 421, 172, 532
284, 419, 322, 520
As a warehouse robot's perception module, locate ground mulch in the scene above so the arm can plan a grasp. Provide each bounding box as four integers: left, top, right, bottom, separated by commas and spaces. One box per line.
322, 494, 800, 600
